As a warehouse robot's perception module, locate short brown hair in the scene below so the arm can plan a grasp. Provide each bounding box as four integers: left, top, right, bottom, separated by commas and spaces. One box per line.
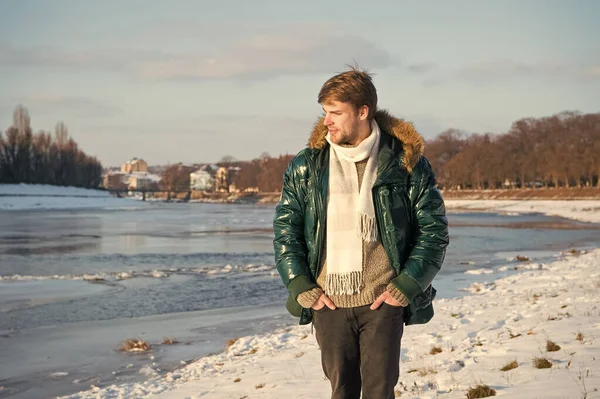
318, 66, 378, 119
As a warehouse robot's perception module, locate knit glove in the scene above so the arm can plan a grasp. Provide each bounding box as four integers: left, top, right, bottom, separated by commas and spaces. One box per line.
386, 283, 409, 307
296, 287, 323, 308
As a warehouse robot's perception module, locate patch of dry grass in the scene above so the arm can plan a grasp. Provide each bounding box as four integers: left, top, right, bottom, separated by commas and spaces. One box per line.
162, 337, 178, 345
509, 331, 522, 339
118, 338, 151, 352
546, 339, 561, 352
515, 255, 530, 262
248, 348, 258, 354
466, 384, 497, 398
255, 383, 265, 389
533, 357, 552, 369
429, 346, 443, 355
576, 332, 585, 342
417, 366, 437, 377
500, 360, 519, 371
295, 352, 304, 358
226, 337, 239, 350
234, 378, 241, 383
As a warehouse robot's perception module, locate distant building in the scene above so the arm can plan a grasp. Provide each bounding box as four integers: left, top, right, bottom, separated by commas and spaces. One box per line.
215, 165, 241, 192
190, 169, 214, 191
121, 158, 148, 173
103, 172, 128, 189
215, 167, 229, 192
102, 171, 160, 191
128, 172, 161, 190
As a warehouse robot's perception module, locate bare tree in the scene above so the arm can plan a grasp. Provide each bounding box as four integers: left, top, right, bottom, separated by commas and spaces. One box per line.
219, 155, 236, 164
0, 106, 103, 188
160, 163, 195, 192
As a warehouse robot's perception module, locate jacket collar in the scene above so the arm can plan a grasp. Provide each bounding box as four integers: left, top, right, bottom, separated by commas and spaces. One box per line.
307, 109, 424, 173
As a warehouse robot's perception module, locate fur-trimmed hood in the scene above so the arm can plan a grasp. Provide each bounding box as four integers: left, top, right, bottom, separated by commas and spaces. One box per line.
307, 109, 424, 172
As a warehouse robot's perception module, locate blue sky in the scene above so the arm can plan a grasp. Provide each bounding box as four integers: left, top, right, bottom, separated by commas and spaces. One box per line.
1, 0, 599, 167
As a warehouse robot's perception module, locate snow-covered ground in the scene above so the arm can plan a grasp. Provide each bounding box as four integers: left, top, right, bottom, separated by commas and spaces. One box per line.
3, 185, 599, 398
445, 199, 600, 224
56, 248, 600, 399
0, 184, 144, 211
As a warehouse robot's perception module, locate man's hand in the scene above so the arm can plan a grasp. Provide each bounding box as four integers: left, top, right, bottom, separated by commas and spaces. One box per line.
370, 291, 404, 310
312, 293, 336, 311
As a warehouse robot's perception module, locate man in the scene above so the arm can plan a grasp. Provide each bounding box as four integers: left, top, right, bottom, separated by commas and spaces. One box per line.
273, 67, 449, 399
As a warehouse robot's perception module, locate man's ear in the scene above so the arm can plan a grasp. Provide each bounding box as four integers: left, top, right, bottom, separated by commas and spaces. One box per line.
358, 105, 369, 121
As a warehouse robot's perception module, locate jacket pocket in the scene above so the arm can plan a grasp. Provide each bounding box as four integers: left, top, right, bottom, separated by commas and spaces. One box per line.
286, 294, 303, 317
412, 285, 437, 310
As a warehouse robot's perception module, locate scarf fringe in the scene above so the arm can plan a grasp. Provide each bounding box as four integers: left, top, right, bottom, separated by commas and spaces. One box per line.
326, 271, 363, 296
358, 213, 378, 242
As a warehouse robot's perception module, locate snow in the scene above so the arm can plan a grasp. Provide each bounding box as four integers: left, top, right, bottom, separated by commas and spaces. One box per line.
58, 249, 600, 399
445, 199, 600, 224
0, 264, 275, 282
3, 185, 599, 398
0, 183, 146, 211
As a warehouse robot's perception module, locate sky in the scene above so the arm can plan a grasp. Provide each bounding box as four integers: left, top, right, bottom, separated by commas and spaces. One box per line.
1, 0, 599, 167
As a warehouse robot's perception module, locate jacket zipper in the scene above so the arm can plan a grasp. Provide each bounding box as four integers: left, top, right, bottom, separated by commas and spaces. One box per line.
312, 153, 327, 280
310, 153, 326, 332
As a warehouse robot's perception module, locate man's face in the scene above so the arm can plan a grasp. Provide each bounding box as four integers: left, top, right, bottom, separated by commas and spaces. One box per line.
322, 100, 367, 146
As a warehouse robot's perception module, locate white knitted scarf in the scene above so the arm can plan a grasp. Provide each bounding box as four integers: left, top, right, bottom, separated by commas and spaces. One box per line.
324, 120, 381, 295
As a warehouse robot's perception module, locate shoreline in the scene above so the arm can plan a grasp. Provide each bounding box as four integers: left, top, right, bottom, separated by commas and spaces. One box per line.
2, 184, 599, 398
57, 247, 600, 399
444, 199, 600, 224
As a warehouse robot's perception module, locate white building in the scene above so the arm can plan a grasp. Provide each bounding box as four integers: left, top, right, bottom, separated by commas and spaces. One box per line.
128, 172, 161, 190
190, 169, 214, 191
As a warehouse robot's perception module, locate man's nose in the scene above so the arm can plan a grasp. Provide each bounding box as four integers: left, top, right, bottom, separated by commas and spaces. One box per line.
323, 114, 332, 126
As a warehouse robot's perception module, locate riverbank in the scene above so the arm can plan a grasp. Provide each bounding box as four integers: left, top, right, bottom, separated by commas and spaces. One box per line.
442, 187, 600, 200
444, 199, 600, 224
54, 199, 600, 399
58, 247, 600, 399
201, 187, 600, 205
0, 184, 143, 211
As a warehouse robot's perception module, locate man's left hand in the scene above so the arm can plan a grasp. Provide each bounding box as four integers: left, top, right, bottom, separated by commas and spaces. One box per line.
370, 291, 404, 310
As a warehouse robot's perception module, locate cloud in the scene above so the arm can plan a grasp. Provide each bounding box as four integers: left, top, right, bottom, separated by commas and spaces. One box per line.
0, 24, 393, 81
579, 65, 600, 78
2, 93, 124, 119
134, 27, 392, 80
422, 58, 599, 86
408, 62, 436, 73
455, 58, 567, 81
83, 114, 316, 165
0, 43, 159, 71
421, 79, 442, 87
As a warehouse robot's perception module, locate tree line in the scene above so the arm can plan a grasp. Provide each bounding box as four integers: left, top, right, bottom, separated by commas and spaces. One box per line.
0, 106, 103, 188
157, 153, 295, 194
225, 110, 600, 193
424, 111, 600, 189
232, 153, 295, 193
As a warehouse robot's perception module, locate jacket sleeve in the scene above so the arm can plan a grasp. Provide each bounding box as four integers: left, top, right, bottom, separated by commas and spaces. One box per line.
273, 153, 319, 300
391, 156, 449, 302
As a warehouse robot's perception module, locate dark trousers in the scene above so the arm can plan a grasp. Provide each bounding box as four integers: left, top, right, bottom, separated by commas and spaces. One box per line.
313, 304, 405, 399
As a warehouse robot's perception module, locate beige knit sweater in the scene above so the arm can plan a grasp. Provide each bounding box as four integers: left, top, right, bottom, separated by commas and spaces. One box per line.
297, 159, 408, 309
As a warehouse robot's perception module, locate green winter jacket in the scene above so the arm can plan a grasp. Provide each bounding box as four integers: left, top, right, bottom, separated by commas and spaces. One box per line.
273, 110, 449, 326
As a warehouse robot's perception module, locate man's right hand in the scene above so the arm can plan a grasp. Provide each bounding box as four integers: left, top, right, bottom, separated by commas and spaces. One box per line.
312, 293, 336, 311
